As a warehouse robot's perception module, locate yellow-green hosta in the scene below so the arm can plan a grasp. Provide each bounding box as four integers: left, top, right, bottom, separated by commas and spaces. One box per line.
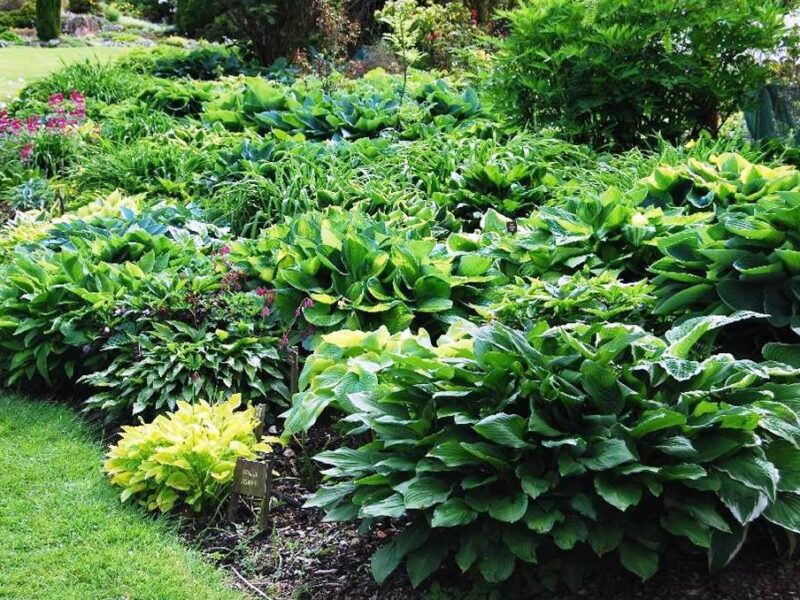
104, 394, 280, 513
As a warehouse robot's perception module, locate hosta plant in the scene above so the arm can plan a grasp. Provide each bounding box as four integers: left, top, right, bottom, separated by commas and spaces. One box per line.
455, 190, 711, 280
480, 271, 655, 330
238, 207, 501, 346
642, 153, 800, 211
651, 173, 800, 340
82, 320, 290, 419
291, 315, 800, 589
105, 394, 279, 512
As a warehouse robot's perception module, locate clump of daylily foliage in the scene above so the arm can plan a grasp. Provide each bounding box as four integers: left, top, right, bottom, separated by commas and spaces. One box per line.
4, 41, 800, 595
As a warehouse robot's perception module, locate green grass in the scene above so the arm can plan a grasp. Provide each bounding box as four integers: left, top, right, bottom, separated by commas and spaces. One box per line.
0, 394, 246, 600
0, 47, 132, 102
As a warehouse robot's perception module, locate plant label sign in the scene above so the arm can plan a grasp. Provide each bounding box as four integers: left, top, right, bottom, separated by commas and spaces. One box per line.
227, 458, 272, 531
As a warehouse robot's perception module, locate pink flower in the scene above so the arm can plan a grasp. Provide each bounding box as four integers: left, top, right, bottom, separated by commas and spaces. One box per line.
260, 306, 271, 318
218, 244, 232, 256
19, 143, 33, 162
48, 93, 64, 109
279, 333, 290, 349
255, 287, 269, 297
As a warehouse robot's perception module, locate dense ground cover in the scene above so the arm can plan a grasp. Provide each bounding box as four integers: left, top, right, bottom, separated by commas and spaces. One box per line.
0, 47, 132, 101
0, 394, 245, 600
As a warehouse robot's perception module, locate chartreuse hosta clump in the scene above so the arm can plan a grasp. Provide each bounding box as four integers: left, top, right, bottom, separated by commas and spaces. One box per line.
286, 314, 800, 588
643, 152, 800, 210
238, 207, 502, 346
105, 394, 280, 513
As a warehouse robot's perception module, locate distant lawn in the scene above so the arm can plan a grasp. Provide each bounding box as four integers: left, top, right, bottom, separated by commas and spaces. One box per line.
0, 46, 132, 102
0, 394, 246, 600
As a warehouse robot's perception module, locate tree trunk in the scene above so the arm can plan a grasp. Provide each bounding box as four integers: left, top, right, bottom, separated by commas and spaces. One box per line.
36, 0, 61, 41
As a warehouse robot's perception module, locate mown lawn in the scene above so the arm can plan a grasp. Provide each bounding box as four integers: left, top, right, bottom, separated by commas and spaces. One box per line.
0, 394, 245, 600
0, 47, 132, 102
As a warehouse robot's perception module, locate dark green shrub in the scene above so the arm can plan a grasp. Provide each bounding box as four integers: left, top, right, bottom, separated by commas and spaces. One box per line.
491, 0, 790, 148
288, 317, 800, 588
0, 0, 35, 28
35, 0, 60, 40
175, 0, 221, 36
69, 0, 99, 13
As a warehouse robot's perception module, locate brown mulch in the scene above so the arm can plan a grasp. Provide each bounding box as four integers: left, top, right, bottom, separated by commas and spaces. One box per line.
181, 429, 800, 600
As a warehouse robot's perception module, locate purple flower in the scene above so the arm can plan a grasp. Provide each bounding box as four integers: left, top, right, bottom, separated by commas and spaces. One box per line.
218, 245, 232, 256
260, 306, 271, 318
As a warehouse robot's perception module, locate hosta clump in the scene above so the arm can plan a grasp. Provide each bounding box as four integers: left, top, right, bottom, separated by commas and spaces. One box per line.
643, 153, 800, 211
81, 321, 290, 419
480, 272, 655, 330
203, 74, 482, 141
239, 207, 501, 346
651, 176, 800, 337
0, 204, 227, 389
455, 190, 710, 279
294, 317, 800, 589
105, 394, 278, 512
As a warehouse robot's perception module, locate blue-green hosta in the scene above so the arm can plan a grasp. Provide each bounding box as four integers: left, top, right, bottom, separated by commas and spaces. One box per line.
203, 73, 482, 141
286, 315, 800, 588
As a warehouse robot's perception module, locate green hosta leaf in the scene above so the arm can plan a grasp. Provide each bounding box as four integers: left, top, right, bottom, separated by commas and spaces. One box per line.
662, 511, 711, 547
401, 477, 452, 510
630, 409, 686, 438
406, 540, 448, 588
431, 498, 478, 527
516, 465, 551, 499
718, 475, 769, 525
765, 493, 800, 533
360, 493, 406, 518
581, 439, 635, 471
552, 515, 588, 550
487, 492, 528, 523
478, 545, 515, 583
766, 441, 800, 493
473, 413, 528, 449
708, 526, 748, 574
594, 475, 642, 511
715, 450, 779, 501
502, 527, 539, 563
371, 523, 429, 584
619, 540, 658, 580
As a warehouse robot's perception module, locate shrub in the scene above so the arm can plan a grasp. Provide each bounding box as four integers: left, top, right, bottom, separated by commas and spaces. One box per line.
491, 0, 790, 148
291, 317, 800, 588
35, 0, 61, 40
175, 0, 221, 36
0, 0, 35, 28
105, 394, 279, 512
69, 0, 99, 13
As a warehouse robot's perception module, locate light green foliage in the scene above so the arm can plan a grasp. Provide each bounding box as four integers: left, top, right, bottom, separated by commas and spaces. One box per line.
482, 271, 655, 329
105, 394, 278, 512
240, 206, 502, 345
295, 318, 800, 587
